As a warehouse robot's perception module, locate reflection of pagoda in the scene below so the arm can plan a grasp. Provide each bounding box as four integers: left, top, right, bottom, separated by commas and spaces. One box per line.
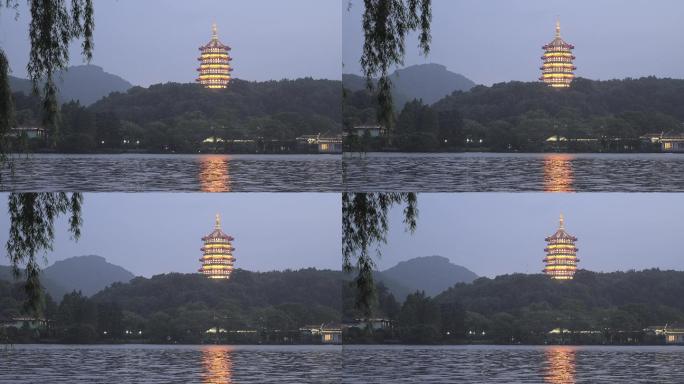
197, 23, 233, 89
199, 214, 236, 279
540, 20, 576, 88
543, 214, 579, 280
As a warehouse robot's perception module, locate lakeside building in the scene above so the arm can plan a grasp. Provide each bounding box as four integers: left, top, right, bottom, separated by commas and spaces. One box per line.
0, 316, 49, 330
543, 214, 580, 280
540, 20, 576, 88
197, 23, 233, 89
299, 323, 342, 344
295, 133, 343, 153
347, 125, 386, 138
646, 324, 684, 344
639, 132, 684, 152
199, 214, 236, 279
7, 127, 46, 139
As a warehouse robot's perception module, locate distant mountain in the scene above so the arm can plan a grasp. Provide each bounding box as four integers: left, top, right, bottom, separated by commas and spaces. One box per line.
43, 255, 135, 297
0, 255, 135, 299
376, 255, 478, 300
0, 265, 69, 300
343, 63, 476, 108
9, 64, 133, 106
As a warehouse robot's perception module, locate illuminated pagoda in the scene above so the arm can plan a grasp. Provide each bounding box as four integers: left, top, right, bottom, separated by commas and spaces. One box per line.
543, 214, 579, 280
540, 20, 576, 88
197, 23, 233, 89
199, 214, 236, 279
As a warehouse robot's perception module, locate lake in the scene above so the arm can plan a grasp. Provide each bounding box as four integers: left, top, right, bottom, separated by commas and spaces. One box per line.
343, 152, 684, 192
0, 154, 341, 192
0, 344, 341, 383
342, 345, 684, 383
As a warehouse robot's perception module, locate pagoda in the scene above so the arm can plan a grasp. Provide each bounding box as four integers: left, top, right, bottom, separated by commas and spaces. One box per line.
197, 23, 233, 89
199, 214, 236, 279
540, 20, 576, 88
543, 214, 579, 280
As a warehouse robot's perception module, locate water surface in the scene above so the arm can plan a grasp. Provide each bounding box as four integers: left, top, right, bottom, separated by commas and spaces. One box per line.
343, 152, 684, 192
0, 154, 341, 192
342, 345, 684, 383
0, 344, 341, 383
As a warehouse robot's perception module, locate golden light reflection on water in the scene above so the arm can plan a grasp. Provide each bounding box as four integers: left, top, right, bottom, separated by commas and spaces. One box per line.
544, 346, 576, 384
201, 346, 233, 384
199, 155, 231, 192
543, 154, 575, 192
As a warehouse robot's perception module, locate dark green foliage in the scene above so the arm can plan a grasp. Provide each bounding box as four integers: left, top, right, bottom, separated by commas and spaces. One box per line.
0, 268, 343, 344
11, 79, 342, 152
397, 291, 441, 343
345, 77, 684, 152
0, 48, 12, 156
434, 269, 684, 344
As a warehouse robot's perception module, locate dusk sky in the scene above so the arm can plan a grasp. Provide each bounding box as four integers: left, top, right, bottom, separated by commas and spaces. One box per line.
378, 193, 684, 277
0, 0, 341, 86
0, 193, 341, 277
343, 0, 684, 85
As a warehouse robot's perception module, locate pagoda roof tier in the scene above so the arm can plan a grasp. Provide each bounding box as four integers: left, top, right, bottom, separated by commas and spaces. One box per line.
202, 229, 234, 241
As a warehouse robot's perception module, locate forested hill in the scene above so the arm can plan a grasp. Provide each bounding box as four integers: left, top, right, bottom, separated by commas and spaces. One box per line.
435, 269, 684, 329
345, 76, 684, 152
12, 78, 342, 153
92, 268, 342, 319
1, 268, 343, 343
89, 78, 341, 132
434, 77, 684, 139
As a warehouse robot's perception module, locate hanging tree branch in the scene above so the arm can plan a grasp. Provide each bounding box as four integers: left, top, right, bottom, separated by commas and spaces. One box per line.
356, 0, 431, 128
342, 192, 417, 315
0, 0, 94, 149
6, 193, 83, 313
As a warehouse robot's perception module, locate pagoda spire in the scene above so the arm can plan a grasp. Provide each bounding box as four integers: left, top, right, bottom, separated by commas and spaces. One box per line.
559, 213, 564, 229
555, 19, 561, 38
215, 213, 221, 229
212, 22, 218, 40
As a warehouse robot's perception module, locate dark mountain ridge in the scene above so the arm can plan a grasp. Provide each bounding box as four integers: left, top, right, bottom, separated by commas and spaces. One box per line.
9, 64, 132, 106
376, 255, 478, 300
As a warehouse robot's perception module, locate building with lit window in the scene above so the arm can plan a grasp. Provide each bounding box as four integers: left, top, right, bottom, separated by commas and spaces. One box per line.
199, 214, 236, 279
543, 214, 579, 280
540, 20, 576, 88
197, 23, 233, 89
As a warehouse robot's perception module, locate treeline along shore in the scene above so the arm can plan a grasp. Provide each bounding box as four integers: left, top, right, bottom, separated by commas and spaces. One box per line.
0, 269, 343, 345
8, 78, 342, 154
344, 76, 684, 153
343, 269, 684, 345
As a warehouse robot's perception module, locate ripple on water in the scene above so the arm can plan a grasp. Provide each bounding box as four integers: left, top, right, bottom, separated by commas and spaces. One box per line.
342, 153, 684, 192
0, 154, 342, 192
341, 345, 684, 384
0, 345, 342, 383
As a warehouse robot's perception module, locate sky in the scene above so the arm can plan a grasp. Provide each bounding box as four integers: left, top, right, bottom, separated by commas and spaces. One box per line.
0, 193, 341, 277
343, 0, 684, 85
377, 193, 684, 277
0, 0, 341, 86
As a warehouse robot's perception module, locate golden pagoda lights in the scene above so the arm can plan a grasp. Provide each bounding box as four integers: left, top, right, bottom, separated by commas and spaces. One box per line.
543, 214, 579, 280
197, 23, 233, 89
540, 20, 576, 88
199, 214, 236, 279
